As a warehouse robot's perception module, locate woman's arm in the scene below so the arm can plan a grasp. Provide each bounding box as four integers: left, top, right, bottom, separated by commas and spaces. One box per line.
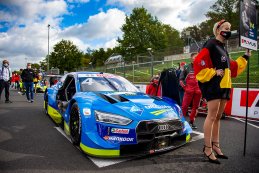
194, 48, 216, 83
230, 50, 250, 77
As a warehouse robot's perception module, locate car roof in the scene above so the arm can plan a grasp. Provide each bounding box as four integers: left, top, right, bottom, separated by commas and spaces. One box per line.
44, 74, 62, 77
68, 71, 115, 77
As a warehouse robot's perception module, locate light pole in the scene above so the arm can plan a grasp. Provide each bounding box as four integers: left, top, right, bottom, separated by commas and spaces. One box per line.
147, 48, 153, 78
47, 24, 50, 73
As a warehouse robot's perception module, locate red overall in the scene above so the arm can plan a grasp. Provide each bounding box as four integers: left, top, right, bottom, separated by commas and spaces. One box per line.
180, 64, 201, 123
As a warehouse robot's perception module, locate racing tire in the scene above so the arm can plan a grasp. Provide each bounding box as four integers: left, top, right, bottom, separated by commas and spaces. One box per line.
69, 103, 81, 146
44, 90, 48, 116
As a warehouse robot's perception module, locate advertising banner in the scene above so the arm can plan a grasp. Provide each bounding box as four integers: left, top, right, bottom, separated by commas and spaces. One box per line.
240, 0, 258, 50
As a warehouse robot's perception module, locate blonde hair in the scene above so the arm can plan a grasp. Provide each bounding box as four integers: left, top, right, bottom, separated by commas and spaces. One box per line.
213, 20, 231, 36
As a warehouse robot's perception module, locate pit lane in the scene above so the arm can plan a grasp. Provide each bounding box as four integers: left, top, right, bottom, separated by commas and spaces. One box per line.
0, 90, 259, 173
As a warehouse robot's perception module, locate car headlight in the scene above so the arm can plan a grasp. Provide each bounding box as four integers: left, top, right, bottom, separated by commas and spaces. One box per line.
95, 110, 132, 126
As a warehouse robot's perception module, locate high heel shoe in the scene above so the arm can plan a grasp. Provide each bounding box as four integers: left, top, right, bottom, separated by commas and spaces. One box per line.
203, 145, 221, 164
212, 142, 228, 159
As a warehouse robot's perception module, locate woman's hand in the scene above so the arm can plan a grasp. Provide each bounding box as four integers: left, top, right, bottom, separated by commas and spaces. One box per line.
245, 49, 251, 57
216, 69, 224, 77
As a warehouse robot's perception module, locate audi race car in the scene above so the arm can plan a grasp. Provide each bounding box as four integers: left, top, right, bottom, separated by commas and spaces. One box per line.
44, 72, 192, 157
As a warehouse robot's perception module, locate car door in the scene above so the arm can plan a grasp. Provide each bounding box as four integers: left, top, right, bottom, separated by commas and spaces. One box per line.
56, 75, 76, 114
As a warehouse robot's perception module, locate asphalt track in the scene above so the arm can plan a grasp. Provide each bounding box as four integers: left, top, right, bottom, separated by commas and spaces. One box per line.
0, 90, 259, 173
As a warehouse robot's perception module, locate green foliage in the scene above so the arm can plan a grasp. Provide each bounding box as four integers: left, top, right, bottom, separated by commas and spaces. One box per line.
118, 7, 182, 61
206, 0, 239, 31
182, 0, 239, 40
48, 40, 83, 73
181, 25, 202, 42
31, 63, 40, 71
163, 24, 184, 54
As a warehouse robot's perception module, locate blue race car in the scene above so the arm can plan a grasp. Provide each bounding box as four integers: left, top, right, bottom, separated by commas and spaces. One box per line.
44, 72, 192, 157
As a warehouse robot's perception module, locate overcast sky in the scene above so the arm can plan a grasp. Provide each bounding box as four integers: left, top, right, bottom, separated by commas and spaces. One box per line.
0, 0, 216, 70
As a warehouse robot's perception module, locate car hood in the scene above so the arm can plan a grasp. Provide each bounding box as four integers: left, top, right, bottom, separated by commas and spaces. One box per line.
91, 91, 180, 121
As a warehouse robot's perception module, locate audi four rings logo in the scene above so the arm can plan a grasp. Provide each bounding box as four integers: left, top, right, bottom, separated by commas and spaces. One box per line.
158, 124, 169, 131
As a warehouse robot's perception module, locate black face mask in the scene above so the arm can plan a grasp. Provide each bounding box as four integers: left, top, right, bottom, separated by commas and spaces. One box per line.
220, 31, 231, 39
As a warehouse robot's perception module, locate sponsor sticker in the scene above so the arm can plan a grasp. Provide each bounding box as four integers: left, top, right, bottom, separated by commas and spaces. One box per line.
201, 60, 206, 66
145, 104, 171, 109
103, 136, 134, 142
78, 73, 115, 78
82, 108, 91, 116
221, 56, 227, 62
111, 128, 130, 134
150, 108, 173, 116
130, 106, 143, 115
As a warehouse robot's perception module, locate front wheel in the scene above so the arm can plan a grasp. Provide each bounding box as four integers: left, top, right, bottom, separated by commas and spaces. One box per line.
69, 103, 81, 146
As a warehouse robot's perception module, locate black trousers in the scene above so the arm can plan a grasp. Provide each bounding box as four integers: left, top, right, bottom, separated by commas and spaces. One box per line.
0, 80, 10, 101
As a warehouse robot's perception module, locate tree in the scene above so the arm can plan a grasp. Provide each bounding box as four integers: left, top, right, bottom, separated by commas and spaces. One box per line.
31, 63, 40, 72
181, 0, 239, 41
162, 24, 184, 54
206, 0, 239, 31
48, 40, 83, 73
39, 60, 47, 72
81, 53, 91, 68
181, 25, 202, 42
118, 7, 167, 60
91, 48, 107, 67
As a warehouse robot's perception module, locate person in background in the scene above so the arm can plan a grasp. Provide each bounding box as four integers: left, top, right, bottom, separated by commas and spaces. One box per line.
19, 69, 25, 95
146, 74, 161, 96
11, 73, 15, 88
194, 19, 251, 164
180, 53, 201, 129
0, 60, 12, 103
14, 72, 20, 90
176, 62, 186, 105
21, 63, 35, 103
33, 71, 39, 93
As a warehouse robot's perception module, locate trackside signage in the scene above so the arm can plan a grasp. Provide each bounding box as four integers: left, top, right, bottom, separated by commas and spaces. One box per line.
241, 36, 257, 50
239, 0, 258, 50
231, 88, 259, 119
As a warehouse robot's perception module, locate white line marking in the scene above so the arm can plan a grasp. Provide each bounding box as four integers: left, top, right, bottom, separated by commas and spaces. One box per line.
229, 117, 259, 129
239, 118, 259, 123
54, 127, 131, 168
191, 130, 204, 142
54, 127, 204, 168
88, 157, 131, 168
54, 127, 71, 142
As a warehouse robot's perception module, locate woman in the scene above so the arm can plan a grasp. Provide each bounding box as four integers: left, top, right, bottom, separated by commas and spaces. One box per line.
193, 19, 251, 164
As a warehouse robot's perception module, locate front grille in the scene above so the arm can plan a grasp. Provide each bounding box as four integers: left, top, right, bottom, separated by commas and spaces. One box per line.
136, 119, 183, 142
120, 134, 186, 156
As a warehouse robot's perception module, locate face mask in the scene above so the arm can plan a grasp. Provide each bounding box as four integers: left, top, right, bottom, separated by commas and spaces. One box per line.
27, 66, 31, 69
3, 63, 8, 67
220, 31, 231, 39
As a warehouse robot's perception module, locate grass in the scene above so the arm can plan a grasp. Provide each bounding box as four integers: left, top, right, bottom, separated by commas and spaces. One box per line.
97, 51, 259, 88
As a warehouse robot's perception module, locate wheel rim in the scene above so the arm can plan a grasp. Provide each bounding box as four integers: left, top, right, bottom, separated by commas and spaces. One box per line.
70, 106, 81, 144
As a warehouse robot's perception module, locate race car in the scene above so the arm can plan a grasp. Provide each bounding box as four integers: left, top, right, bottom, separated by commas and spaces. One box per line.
44, 72, 192, 157
34, 80, 47, 93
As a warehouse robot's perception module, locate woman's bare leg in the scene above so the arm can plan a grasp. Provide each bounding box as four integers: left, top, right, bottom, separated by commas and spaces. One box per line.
212, 99, 228, 155
203, 99, 221, 159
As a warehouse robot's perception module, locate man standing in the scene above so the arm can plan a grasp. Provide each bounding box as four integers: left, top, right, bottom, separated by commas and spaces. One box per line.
21, 63, 35, 103
180, 53, 202, 129
0, 60, 12, 103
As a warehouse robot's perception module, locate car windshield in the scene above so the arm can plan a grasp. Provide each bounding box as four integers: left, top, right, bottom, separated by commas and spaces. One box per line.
78, 73, 139, 92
